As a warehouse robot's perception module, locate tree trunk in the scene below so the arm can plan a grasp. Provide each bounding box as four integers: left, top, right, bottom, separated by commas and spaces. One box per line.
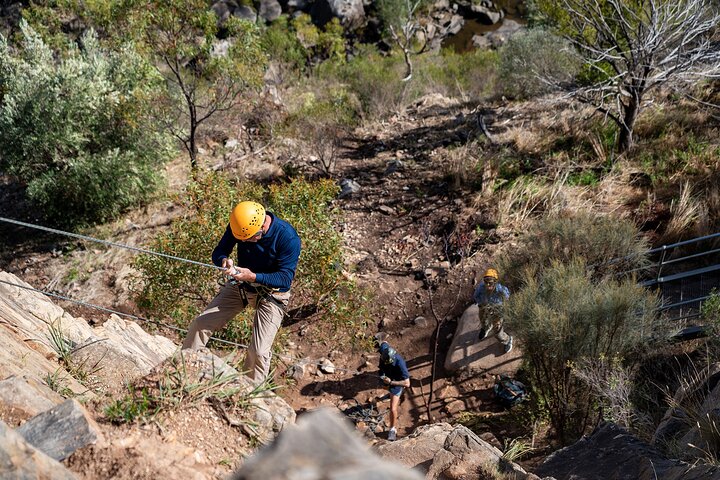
617, 92, 641, 154
189, 105, 198, 171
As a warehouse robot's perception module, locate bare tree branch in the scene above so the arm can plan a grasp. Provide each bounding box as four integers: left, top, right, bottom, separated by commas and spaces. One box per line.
539, 0, 720, 153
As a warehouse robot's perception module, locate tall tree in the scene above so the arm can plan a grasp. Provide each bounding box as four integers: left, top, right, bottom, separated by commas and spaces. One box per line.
23, 0, 268, 171
536, 0, 720, 153
376, 0, 427, 81
132, 0, 267, 170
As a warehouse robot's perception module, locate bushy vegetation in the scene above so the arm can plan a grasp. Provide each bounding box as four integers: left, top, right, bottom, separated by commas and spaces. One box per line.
505, 259, 665, 444
498, 212, 651, 288
0, 22, 173, 227
498, 28, 579, 100
105, 352, 277, 425
134, 172, 369, 347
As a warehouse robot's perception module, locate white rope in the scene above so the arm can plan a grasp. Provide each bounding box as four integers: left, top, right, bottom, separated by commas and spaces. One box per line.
0, 216, 223, 271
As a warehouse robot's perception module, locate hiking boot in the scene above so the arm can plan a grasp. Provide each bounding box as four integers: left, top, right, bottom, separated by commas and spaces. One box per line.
504, 336, 513, 354
388, 428, 397, 441
478, 325, 493, 341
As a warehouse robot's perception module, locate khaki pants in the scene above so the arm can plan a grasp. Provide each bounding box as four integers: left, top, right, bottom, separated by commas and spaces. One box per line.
479, 306, 511, 346
182, 281, 290, 382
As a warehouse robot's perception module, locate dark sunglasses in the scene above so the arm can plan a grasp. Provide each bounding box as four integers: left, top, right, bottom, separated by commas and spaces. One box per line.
484, 277, 497, 284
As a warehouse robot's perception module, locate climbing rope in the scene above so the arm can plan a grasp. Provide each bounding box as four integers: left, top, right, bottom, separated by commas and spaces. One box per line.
341, 397, 388, 432
0, 216, 223, 272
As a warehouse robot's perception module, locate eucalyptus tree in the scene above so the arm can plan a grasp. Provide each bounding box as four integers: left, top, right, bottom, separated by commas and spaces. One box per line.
131, 0, 267, 170
536, 0, 720, 153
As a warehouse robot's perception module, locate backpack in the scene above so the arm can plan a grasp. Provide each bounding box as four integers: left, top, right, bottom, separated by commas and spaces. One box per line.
493, 375, 528, 408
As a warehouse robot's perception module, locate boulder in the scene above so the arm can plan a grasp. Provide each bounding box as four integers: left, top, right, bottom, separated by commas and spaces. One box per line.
229, 408, 423, 479
310, 0, 365, 29
16, 399, 104, 461
259, 0, 282, 21
444, 304, 522, 374
0, 420, 78, 480
378, 423, 543, 479
536, 422, 720, 480
0, 273, 93, 398
0, 375, 64, 426
69, 314, 177, 391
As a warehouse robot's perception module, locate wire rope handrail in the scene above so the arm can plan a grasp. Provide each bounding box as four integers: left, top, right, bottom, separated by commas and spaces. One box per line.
0, 216, 224, 272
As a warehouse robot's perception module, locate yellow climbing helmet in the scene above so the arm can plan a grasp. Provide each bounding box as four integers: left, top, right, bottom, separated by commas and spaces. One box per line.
229, 201, 266, 240
483, 268, 499, 281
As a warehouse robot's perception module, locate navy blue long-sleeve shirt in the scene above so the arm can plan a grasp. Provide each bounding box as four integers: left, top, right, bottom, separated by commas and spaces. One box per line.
379, 353, 410, 382
212, 212, 301, 292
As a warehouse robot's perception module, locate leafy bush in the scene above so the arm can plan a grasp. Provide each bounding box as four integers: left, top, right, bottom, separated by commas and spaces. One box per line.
0, 22, 173, 227
292, 14, 346, 66
498, 212, 651, 288
261, 16, 308, 72
498, 28, 580, 100
134, 172, 369, 346
283, 88, 361, 175
421, 48, 499, 100
318, 45, 407, 120
505, 259, 665, 443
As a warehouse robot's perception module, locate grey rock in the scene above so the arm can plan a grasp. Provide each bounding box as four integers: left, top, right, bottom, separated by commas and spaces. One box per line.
310, 0, 365, 30
287, 0, 310, 9
412, 316, 428, 327
537, 422, 720, 480
230, 408, 423, 479
444, 304, 522, 373
339, 178, 361, 198
0, 420, 78, 480
233, 5, 258, 22
69, 314, 177, 391
377, 423, 539, 479
259, 0, 282, 22
378, 205, 396, 215
319, 358, 336, 374
0, 376, 63, 425
16, 399, 104, 461
385, 159, 405, 174
470, 4, 503, 24
446, 14, 465, 35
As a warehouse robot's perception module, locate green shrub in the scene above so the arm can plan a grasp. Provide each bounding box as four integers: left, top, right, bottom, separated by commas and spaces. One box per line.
0, 22, 173, 227
261, 16, 308, 72
505, 259, 665, 443
421, 48, 499, 100
134, 172, 369, 346
133, 173, 249, 326
318, 45, 407, 120
498, 212, 651, 288
498, 28, 580, 100
293, 14, 346, 65
702, 289, 720, 335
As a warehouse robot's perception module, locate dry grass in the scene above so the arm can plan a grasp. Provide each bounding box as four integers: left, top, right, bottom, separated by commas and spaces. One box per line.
497, 172, 598, 227
660, 182, 702, 245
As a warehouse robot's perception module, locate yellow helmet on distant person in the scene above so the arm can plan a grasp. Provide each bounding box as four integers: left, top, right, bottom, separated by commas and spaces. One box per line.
483, 268, 499, 280
229, 201, 265, 240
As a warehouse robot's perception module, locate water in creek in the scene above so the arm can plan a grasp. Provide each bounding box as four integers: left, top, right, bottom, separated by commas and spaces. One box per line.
442, 0, 528, 53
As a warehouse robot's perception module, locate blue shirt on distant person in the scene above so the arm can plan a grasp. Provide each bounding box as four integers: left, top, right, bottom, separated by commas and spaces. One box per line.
379, 346, 410, 397
473, 282, 510, 305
